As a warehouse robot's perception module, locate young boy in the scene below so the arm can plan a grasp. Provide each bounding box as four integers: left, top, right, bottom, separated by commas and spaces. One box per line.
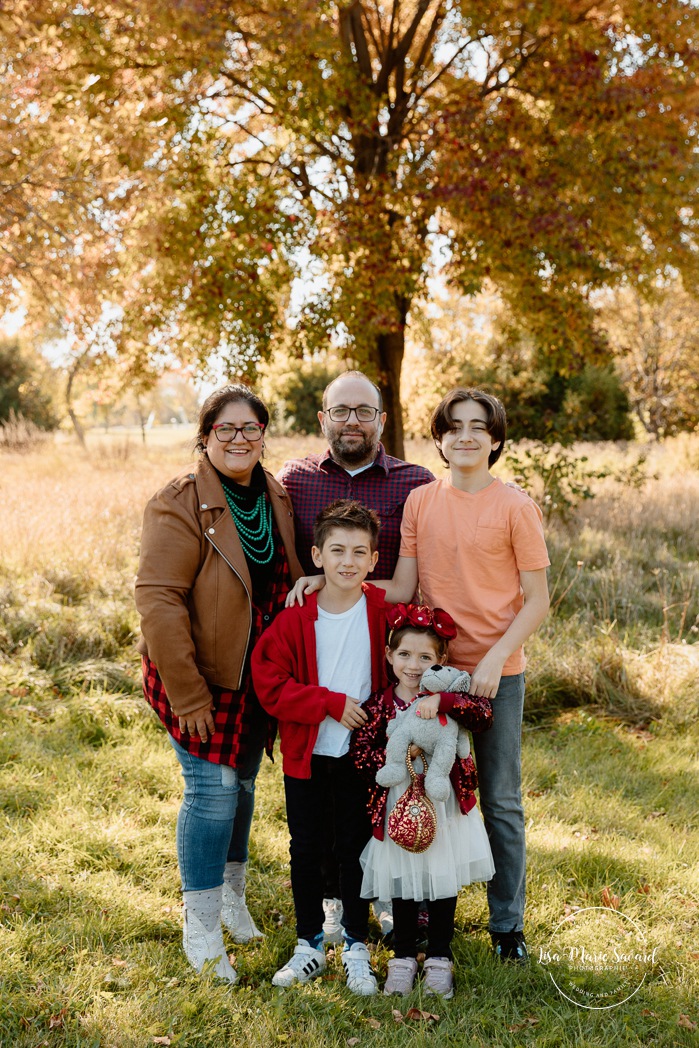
287, 389, 550, 963
386, 388, 550, 963
251, 499, 387, 995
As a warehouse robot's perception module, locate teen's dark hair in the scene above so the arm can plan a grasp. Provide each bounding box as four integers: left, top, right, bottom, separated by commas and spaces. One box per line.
322, 370, 383, 411
313, 499, 381, 552
387, 624, 449, 661
430, 388, 507, 468
195, 385, 269, 454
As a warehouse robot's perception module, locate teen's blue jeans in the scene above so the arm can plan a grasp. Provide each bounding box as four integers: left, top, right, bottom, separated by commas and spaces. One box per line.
471, 672, 526, 934
168, 735, 263, 892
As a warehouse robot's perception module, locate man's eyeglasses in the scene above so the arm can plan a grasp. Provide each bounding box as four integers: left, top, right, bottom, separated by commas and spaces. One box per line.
211, 423, 265, 442
324, 405, 380, 423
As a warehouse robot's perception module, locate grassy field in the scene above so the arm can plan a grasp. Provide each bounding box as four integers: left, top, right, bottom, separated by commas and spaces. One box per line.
0, 430, 697, 1047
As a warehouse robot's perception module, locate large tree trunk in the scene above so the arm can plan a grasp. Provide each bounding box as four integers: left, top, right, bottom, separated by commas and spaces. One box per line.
376, 321, 406, 459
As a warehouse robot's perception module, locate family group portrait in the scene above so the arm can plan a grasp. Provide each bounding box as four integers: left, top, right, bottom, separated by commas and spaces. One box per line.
0, 2, 697, 1046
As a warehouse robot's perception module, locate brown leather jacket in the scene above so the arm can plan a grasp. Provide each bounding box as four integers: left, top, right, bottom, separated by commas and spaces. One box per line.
135, 457, 303, 716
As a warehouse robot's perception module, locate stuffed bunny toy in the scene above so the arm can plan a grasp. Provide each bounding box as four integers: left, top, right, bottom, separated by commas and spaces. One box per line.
375, 664, 473, 803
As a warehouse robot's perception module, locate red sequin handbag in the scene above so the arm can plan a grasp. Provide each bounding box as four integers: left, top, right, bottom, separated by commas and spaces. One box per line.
387, 747, 437, 853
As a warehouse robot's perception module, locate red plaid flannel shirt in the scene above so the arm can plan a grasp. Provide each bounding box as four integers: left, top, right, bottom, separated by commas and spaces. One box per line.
277, 444, 434, 577
142, 530, 292, 767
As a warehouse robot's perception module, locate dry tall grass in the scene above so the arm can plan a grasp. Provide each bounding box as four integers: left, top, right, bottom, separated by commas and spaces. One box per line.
1, 431, 696, 717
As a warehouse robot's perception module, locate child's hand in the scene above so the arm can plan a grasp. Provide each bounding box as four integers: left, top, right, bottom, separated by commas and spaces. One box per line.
339, 696, 368, 729
415, 694, 440, 720
285, 575, 326, 608
469, 651, 506, 699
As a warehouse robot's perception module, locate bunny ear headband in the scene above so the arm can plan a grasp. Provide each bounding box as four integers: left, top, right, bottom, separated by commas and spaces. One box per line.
386, 602, 457, 641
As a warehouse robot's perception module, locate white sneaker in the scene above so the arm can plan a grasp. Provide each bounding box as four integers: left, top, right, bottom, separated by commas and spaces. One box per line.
372, 899, 394, 938
272, 940, 326, 987
183, 909, 238, 984
322, 897, 344, 944
423, 957, 454, 999
342, 942, 378, 996
383, 957, 418, 996
221, 882, 264, 943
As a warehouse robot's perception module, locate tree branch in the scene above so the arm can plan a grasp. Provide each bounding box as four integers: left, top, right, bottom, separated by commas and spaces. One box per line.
480, 37, 547, 98
217, 71, 276, 115
346, 1, 375, 82
362, 3, 384, 60
410, 3, 445, 85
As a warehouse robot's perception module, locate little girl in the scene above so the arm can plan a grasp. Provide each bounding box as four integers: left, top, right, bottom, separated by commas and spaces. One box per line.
350, 602, 494, 999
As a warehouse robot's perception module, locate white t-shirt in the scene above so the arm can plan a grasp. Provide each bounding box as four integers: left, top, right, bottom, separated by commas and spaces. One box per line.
313, 594, 372, 757
345, 462, 374, 477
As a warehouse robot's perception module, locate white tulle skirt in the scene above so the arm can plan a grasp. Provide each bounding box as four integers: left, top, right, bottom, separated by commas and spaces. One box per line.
360, 779, 495, 902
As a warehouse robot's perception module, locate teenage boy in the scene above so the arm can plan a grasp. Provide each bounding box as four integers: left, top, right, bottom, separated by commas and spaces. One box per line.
288, 389, 550, 963
251, 499, 388, 995
388, 388, 550, 962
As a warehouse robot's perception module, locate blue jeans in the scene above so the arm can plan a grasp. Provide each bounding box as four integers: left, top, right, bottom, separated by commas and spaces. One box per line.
471, 672, 526, 934
169, 736, 263, 892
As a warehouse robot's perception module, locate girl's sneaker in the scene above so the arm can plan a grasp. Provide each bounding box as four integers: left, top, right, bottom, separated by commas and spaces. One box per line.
383, 957, 418, 996
272, 940, 326, 987
423, 957, 454, 999
341, 942, 378, 996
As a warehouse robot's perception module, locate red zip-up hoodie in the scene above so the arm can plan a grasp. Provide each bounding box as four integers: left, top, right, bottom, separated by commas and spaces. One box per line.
251, 584, 388, 779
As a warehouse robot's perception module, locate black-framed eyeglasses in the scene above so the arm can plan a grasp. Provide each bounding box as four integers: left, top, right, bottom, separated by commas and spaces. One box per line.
211, 422, 265, 442
324, 405, 380, 423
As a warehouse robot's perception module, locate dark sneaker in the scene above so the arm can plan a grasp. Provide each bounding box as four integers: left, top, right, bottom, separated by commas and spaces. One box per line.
491, 929, 529, 965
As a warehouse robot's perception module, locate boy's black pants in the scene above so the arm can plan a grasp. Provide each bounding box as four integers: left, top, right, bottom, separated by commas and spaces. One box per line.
284, 753, 372, 942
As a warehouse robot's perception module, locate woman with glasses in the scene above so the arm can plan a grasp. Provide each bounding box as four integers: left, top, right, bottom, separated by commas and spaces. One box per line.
135, 385, 303, 984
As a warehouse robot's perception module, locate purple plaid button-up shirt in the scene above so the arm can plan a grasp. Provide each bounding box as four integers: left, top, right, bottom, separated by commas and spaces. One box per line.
277, 444, 434, 578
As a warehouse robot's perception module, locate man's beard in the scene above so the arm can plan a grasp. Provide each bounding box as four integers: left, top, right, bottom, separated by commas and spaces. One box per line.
328, 428, 379, 466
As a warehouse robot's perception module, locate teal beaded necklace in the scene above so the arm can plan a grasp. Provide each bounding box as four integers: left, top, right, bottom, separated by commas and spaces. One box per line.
221, 481, 275, 565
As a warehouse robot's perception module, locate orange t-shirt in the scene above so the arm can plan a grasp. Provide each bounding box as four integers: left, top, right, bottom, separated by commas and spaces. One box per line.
399, 477, 550, 675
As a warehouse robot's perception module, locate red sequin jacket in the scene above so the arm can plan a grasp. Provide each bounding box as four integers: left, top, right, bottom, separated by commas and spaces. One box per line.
349, 685, 493, 840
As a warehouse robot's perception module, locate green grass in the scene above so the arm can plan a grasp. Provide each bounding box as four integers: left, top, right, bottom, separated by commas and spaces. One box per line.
0, 435, 698, 1046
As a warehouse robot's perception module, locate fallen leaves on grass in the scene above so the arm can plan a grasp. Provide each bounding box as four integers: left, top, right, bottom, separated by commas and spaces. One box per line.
391, 1010, 404, 1023
678, 1015, 697, 1031
366, 1018, 381, 1029
601, 887, 620, 909
48, 1009, 68, 1029
405, 1008, 440, 1022
508, 1017, 540, 1032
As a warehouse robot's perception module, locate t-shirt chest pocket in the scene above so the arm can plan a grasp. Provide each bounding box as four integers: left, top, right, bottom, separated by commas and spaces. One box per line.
474, 519, 508, 554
